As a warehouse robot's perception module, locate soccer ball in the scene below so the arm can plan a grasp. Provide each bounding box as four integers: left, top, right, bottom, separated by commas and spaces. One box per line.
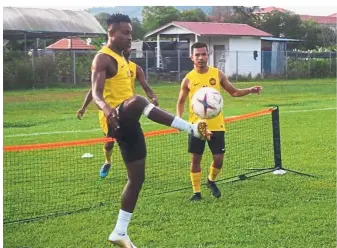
191, 87, 223, 119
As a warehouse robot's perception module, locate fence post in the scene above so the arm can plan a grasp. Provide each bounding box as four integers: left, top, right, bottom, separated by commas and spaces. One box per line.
285, 50, 288, 79
145, 50, 148, 80
72, 51, 76, 85
329, 52, 332, 75
236, 51, 238, 81
177, 49, 181, 82
307, 53, 311, 77
31, 50, 35, 89
24, 33, 27, 58
261, 50, 264, 79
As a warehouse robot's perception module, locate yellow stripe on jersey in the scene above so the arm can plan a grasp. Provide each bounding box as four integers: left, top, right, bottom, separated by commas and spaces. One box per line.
186, 67, 225, 131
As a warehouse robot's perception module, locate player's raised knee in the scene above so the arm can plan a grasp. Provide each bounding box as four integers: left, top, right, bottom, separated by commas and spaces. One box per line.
130, 95, 148, 106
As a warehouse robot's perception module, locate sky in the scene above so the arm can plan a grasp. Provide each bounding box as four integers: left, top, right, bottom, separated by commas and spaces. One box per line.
4, 1, 337, 16
267, 6, 336, 16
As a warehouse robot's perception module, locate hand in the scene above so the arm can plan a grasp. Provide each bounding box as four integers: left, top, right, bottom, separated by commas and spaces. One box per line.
151, 97, 159, 106
249, 86, 263, 94
103, 105, 119, 130
148, 93, 159, 106
76, 108, 86, 120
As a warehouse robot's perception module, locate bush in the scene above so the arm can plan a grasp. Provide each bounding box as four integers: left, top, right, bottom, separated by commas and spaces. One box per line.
3, 51, 96, 90
287, 56, 335, 79
309, 59, 330, 78
228, 73, 262, 82
287, 59, 309, 79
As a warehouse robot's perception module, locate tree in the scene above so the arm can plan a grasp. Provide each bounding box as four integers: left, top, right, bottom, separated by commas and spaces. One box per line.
210, 6, 234, 22
181, 8, 209, 22
94, 12, 110, 30
142, 6, 181, 32
318, 26, 336, 47
299, 20, 323, 49
258, 12, 302, 38
229, 6, 260, 28
131, 18, 146, 40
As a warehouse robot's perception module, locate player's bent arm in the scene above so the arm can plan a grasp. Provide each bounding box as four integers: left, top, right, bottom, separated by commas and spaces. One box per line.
176, 77, 189, 117
136, 65, 157, 102
91, 54, 111, 112
219, 71, 252, 97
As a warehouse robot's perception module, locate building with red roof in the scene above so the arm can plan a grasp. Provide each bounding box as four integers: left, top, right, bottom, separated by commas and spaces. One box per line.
300, 15, 336, 30
46, 38, 96, 51
145, 21, 272, 77
253, 6, 336, 30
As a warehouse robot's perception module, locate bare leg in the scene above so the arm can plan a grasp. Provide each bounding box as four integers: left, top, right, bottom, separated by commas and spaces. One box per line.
103, 141, 114, 164
120, 158, 145, 212
211, 154, 224, 170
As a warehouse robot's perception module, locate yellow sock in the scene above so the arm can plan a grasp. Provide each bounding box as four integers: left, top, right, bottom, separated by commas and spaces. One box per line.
208, 163, 221, 182
190, 172, 201, 193
103, 147, 113, 165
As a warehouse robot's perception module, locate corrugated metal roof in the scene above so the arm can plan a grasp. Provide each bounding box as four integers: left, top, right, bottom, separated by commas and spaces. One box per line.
173, 22, 272, 37
3, 7, 106, 39
46, 38, 96, 50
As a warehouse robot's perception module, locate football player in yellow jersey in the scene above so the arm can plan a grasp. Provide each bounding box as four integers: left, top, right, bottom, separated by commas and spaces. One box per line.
76, 47, 158, 179
177, 42, 263, 201
90, 14, 211, 247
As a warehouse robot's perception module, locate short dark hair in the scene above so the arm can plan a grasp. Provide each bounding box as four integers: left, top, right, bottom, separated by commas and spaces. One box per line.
106, 13, 131, 26
191, 42, 208, 54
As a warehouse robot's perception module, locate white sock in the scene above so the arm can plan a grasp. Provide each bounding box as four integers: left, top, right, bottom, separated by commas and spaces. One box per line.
170, 117, 196, 134
113, 209, 132, 235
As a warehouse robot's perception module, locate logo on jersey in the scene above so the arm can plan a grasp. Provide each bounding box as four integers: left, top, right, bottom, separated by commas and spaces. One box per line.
130, 70, 134, 77
209, 78, 216, 85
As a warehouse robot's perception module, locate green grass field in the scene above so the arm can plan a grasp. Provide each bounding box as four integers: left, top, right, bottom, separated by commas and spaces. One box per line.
3, 78, 336, 248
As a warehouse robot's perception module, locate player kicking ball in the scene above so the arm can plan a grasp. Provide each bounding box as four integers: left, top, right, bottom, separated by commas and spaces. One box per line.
91, 14, 211, 247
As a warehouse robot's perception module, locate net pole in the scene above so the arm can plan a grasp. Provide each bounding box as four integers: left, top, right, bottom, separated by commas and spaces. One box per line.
271, 106, 282, 169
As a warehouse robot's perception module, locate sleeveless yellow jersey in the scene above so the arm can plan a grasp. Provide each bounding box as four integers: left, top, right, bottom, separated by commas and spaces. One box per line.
97, 46, 133, 134
187, 67, 225, 131
128, 60, 137, 95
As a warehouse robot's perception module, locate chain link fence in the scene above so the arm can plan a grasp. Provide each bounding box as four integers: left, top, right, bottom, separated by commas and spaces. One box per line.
3, 50, 336, 90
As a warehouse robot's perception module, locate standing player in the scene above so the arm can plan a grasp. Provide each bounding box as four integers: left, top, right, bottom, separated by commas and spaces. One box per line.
91, 14, 211, 247
76, 47, 159, 178
176, 42, 262, 201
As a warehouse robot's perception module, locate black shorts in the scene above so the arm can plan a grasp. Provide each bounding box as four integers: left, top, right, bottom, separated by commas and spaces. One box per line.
188, 131, 225, 155
106, 102, 147, 163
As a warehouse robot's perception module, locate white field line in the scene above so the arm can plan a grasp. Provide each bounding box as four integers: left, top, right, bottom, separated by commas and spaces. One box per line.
281, 107, 336, 113
4, 107, 336, 138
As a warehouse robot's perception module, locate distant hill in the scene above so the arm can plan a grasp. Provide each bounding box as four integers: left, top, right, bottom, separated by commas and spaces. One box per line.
87, 6, 212, 20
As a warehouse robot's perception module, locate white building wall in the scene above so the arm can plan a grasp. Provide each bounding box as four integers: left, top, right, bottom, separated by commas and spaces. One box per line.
193, 36, 230, 68
227, 37, 262, 77
176, 34, 262, 77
